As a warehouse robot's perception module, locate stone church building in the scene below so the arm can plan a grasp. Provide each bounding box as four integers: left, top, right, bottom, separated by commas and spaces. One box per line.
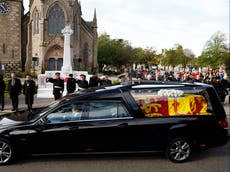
0, 0, 98, 75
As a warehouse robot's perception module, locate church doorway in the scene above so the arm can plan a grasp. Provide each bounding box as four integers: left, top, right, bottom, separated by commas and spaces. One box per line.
48, 58, 55, 70
47, 57, 63, 70
45, 45, 63, 71
57, 58, 63, 70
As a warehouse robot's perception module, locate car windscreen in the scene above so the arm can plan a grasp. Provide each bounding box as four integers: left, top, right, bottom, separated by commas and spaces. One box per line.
28, 100, 61, 121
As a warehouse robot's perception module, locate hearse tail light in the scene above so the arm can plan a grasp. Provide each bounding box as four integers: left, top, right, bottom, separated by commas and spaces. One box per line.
218, 119, 229, 129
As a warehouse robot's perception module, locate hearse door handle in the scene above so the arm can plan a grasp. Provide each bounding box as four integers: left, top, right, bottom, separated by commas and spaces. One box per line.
118, 123, 129, 128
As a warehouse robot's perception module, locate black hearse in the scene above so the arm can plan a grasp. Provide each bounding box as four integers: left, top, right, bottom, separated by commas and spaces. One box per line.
0, 82, 228, 164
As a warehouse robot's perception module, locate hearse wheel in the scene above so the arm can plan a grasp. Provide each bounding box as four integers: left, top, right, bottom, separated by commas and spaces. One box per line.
0, 139, 13, 165
166, 137, 191, 163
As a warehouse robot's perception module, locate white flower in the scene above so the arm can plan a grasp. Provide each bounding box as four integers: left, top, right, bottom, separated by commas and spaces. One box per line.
158, 89, 184, 97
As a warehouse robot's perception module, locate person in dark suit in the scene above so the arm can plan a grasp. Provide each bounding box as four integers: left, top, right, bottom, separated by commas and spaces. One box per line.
0, 74, 6, 111
100, 75, 112, 86
23, 74, 36, 112
8, 73, 21, 112
76, 74, 89, 89
89, 73, 99, 87
48, 72, 64, 100
67, 74, 77, 94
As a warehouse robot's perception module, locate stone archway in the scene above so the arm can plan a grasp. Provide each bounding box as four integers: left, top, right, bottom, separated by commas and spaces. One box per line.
44, 45, 63, 71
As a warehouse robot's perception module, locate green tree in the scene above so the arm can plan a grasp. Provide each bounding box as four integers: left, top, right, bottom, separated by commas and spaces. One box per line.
198, 31, 229, 69
175, 44, 186, 67
98, 33, 135, 69
183, 48, 196, 67
161, 44, 197, 68
162, 44, 186, 67
132, 48, 146, 64
142, 47, 158, 67
163, 48, 177, 67
111, 38, 133, 67
98, 33, 200, 71
98, 33, 113, 65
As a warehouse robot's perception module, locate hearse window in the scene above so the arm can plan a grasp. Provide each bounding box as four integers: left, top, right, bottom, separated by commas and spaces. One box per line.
46, 103, 83, 123
87, 102, 129, 120
130, 88, 212, 117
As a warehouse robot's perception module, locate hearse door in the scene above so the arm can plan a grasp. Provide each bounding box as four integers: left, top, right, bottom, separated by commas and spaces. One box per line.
77, 101, 137, 152
29, 103, 85, 154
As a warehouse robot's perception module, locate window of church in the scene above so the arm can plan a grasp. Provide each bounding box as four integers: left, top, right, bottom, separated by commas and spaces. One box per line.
83, 43, 89, 59
2, 44, 6, 54
33, 9, 39, 34
73, 15, 78, 38
11, 50, 14, 58
47, 4, 65, 35
57, 58, 63, 70
73, 55, 78, 70
48, 58, 56, 70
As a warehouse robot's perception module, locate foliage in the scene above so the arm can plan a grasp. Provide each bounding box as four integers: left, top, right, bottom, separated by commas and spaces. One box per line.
132, 48, 145, 63
198, 31, 229, 69
142, 47, 159, 66
131, 47, 161, 67
98, 33, 133, 68
161, 44, 194, 67
98, 33, 161, 69
98, 31, 228, 70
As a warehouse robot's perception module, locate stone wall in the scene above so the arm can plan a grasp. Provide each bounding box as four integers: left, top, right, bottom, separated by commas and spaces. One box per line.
0, 0, 22, 71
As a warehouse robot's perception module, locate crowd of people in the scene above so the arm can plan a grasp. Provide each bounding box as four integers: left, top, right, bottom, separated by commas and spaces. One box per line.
0, 72, 113, 112
0, 68, 229, 113
0, 73, 36, 112
133, 68, 230, 103
47, 72, 114, 101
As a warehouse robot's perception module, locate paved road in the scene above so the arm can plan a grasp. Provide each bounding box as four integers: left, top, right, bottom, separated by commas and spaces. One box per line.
1, 95, 53, 113
0, 139, 229, 172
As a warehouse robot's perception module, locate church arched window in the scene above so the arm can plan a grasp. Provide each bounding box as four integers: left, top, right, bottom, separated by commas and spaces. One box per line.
73, 15, 78, 38
48, 58, 55, 70
33, 9, 39, 34
83, 43, 89, 59
47, 4, 65, 35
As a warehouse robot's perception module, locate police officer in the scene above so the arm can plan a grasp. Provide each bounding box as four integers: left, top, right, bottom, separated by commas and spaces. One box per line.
48, 72, 64, 100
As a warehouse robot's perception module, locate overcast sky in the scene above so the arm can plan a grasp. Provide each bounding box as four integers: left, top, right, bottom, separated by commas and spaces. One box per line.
24, 0, 229, 56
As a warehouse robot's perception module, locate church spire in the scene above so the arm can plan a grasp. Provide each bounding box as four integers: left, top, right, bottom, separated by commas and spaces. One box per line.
92, 8, 98, 73
93, 8, 97, 28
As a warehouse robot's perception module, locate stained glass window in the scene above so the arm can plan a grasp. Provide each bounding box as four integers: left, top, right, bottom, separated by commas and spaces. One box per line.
48, 58, 55, 70
83, 43, 89, 59
47, 4, 65, 35
33, 9, 39, 34
73, 15, 78, 38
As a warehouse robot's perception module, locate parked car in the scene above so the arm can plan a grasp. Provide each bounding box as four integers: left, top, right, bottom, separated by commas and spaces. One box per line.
0, 82, 229, 164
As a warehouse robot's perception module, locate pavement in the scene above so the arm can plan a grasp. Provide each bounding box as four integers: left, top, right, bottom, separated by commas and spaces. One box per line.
0, 94, 229, 116
0, 95, 53, 115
